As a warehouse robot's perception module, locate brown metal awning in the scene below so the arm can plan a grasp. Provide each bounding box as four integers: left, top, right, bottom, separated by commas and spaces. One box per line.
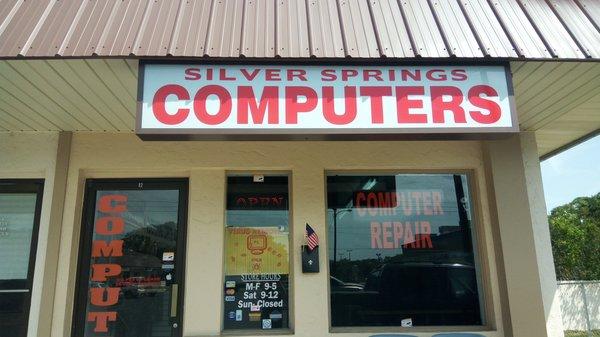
0, 0, 599, 60
0, 0, 599, 158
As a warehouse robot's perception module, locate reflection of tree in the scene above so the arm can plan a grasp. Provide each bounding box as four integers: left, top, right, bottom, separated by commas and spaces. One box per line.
330, 208, 353, 274
331, 258, 380, 284
123, 221, 177, 257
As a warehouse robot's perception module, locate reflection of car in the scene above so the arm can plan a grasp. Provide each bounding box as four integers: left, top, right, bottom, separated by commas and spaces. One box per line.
331, 263, 481, 327
118, 276, 167, 298
89, 281, 108, 288
330, 276, 364, 292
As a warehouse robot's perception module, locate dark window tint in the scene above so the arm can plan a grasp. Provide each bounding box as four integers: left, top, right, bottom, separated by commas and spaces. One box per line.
74, 180, 188, 337
327, 174, 483, 327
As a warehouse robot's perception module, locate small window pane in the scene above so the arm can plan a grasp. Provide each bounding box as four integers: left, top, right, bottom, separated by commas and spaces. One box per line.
0, 193, 38, 281
327, 174, 483, 327
223, 176, 290, 331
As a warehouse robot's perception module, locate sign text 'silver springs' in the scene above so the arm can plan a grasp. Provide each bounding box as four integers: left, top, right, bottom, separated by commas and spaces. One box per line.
138, 64, 516, 137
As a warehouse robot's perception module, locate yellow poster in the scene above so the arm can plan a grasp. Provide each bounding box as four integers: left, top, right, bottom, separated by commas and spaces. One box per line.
225, 226, 289, 275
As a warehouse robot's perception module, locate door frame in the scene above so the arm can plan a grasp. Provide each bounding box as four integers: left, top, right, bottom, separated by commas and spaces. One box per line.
0, 179, 45, 335
71, 178, 188, 337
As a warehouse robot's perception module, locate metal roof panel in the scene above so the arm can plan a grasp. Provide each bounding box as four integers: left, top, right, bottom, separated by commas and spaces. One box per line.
97, 0, 148, 56
169, 0, 211, 57
400, 0, 448, 58
338, 0, 379, 57
134, 0, 180, 56
205, 0, 244, 57
0, 0, 21, 37
577, 0, 600, 30
63, 1, 118, 56
241, 0, 276, 58
429, 0, 483, 57
28, 0, 83, 57
519, 0, 584, 59
276, 0, 310, 57
306, 0, 345, 57
0, 0, 49, 56
462, 0, 518, 57
549, 0, 600, 58
0, 0, 598, 60
489, 0, 552, 58
369, 0, 414, 57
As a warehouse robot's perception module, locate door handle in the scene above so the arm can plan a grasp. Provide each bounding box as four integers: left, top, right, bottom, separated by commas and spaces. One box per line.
0, 289, 29, 293
170, 284, 178, 317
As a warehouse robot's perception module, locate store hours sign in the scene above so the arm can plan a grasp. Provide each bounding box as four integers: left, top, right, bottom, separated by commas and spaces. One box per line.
137, 63, 517, 139
223, 227, 289, 330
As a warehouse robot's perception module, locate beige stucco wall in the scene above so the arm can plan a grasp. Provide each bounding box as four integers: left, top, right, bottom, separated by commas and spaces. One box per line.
521, 133, 565, 337
483, 134, 565, 337
0, 132, 59, 337
1, 131, 567, 337
45, 132, 506, 337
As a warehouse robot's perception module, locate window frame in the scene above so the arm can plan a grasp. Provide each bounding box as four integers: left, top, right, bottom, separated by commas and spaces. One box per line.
221, 171, 295, 335
323, 169, 494, 334
0, 179, 44, 337
0, 179, 44, 290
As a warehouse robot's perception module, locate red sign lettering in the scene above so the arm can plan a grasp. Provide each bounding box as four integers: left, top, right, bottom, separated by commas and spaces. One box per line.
88, 194, 127, 333
139, 65, 516, 137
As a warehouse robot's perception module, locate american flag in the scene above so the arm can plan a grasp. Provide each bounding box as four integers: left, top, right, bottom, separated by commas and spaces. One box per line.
306, 223, 319, 251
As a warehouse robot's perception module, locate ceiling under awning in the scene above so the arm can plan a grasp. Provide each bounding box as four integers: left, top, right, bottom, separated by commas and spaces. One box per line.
0, 59, 598, 158
0, 0, 599, 158
511, 61, 600, 157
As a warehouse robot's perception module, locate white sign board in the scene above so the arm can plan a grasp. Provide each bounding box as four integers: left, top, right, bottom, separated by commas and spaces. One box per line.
137, 63, 517, 139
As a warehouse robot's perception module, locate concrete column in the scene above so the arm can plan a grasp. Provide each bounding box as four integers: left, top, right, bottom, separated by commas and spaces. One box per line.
291, 166, 329, 336
28, 132, 72, 337
484, 132, 564, 337
520, 132, 565, 337
183, 169, 226, 336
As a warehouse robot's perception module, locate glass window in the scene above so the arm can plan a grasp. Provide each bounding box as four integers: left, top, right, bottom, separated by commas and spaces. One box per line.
0, 180, 44, 337
327, 173, 483, 327
0, 193, 38, 282
223, 175, 290, 331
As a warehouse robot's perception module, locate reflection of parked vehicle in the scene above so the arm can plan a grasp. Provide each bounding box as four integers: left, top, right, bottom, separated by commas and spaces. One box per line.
89, 281, 108, 288
331, 263, 481, 327
118, 276, 166, 298
330, 276, 364, 292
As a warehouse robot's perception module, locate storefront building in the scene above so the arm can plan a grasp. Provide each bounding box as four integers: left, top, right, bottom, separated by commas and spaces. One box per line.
0, 1, 599, 337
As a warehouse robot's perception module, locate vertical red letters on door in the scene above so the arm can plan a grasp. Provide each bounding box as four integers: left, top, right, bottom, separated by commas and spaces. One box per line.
88, 194, 127, 333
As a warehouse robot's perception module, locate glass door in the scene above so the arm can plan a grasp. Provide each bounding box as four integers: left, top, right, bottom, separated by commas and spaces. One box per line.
0, 180, 44, 337
73, 179, 188, 337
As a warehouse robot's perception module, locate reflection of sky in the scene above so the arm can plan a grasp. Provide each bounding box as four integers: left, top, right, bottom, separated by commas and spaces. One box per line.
93, 190, 180, 240
227, 210, 289, 230
327, 174, 472, 261
0, 193, 37, 280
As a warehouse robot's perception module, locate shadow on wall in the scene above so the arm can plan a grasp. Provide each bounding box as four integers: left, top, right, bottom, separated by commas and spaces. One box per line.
559, 281, 600, 331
